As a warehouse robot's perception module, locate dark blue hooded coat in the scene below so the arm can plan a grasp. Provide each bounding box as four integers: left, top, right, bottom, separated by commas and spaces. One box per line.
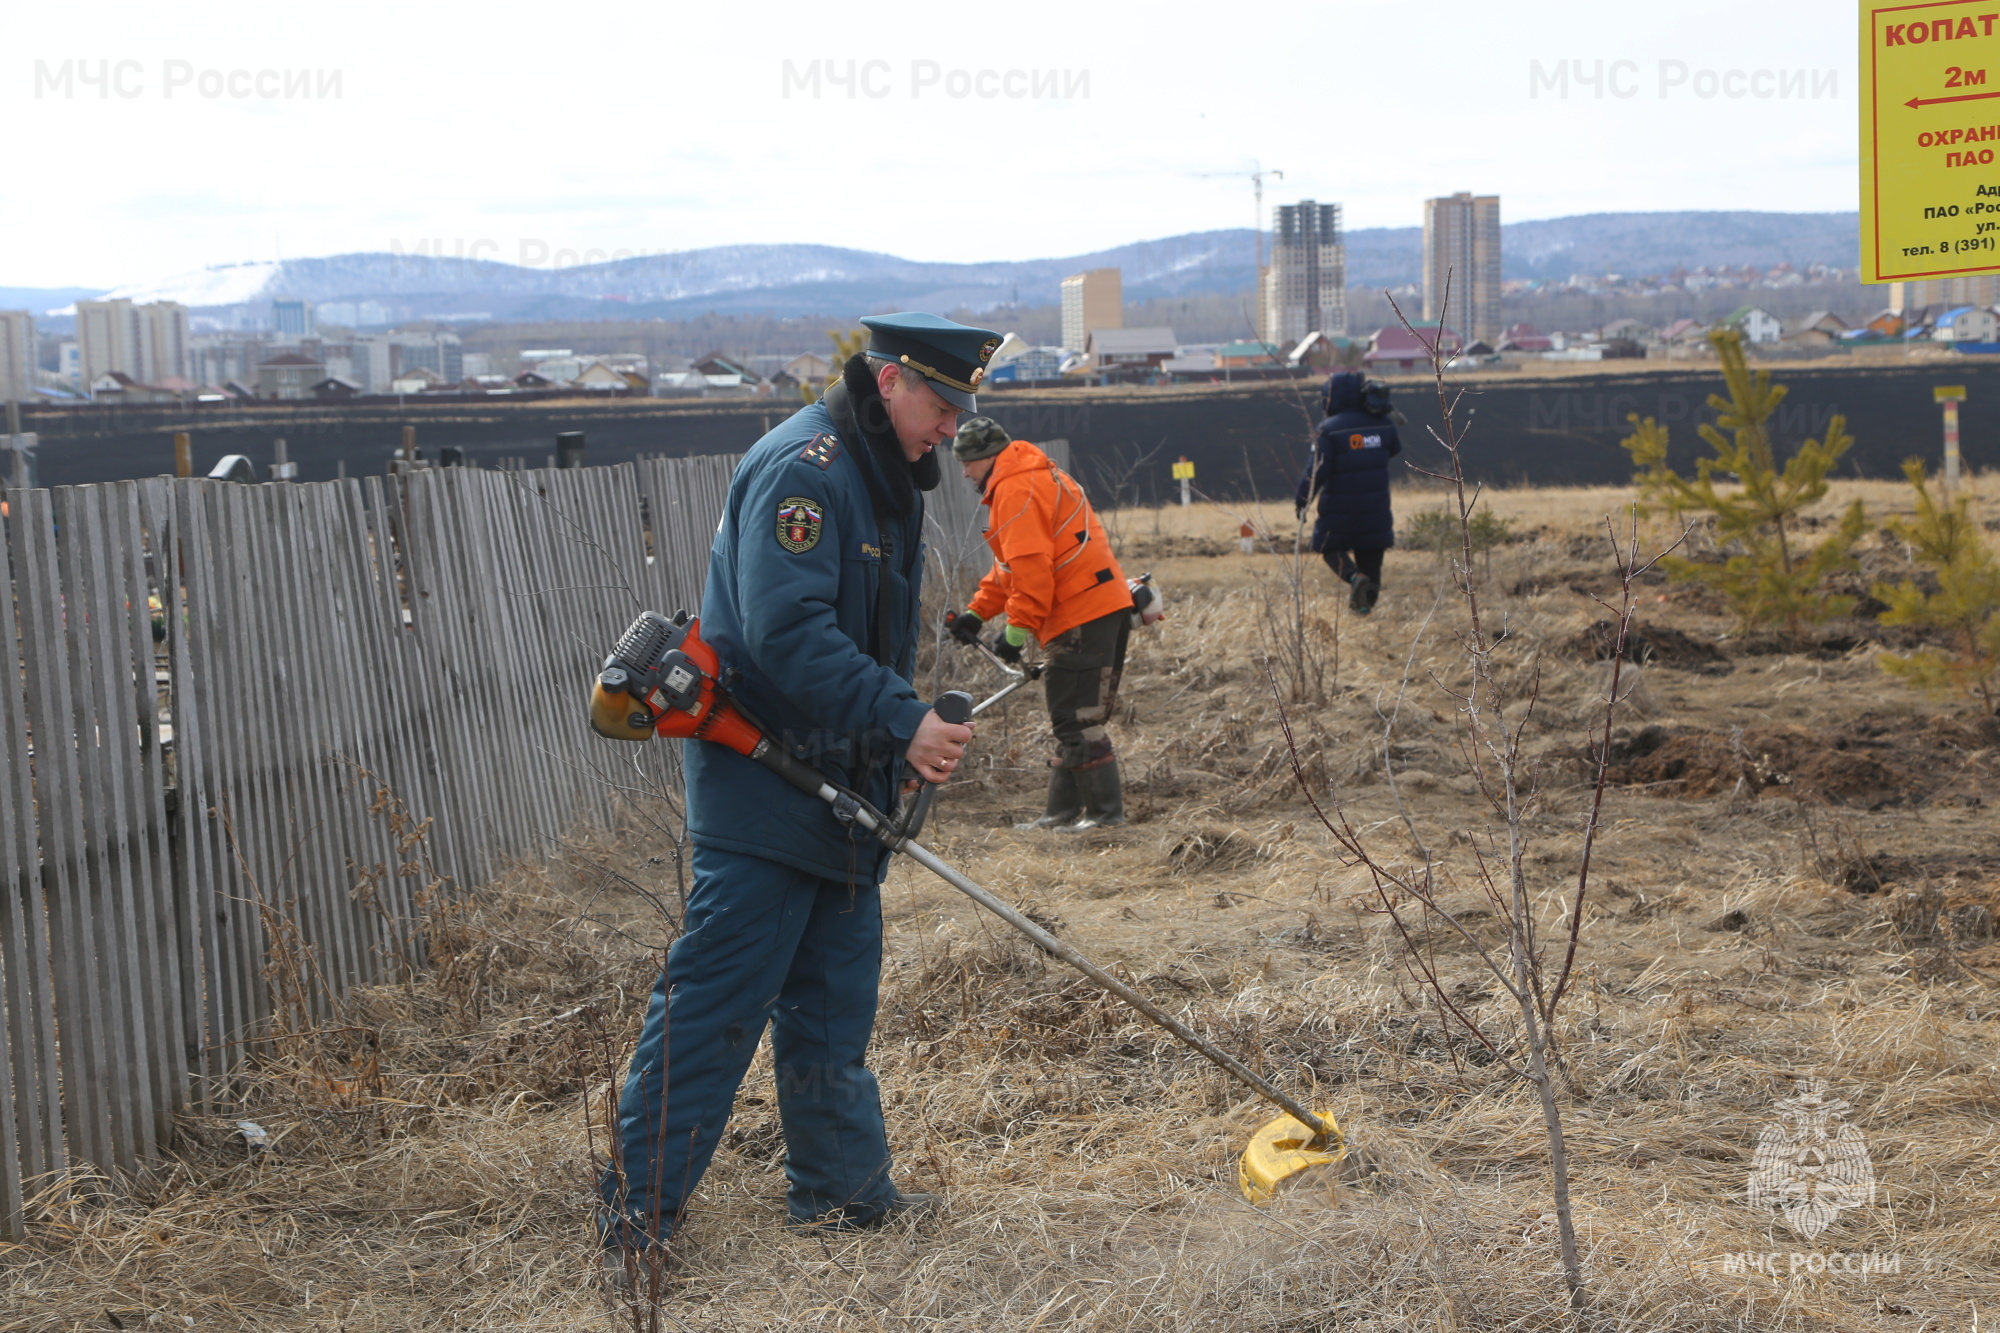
1296, 371, 1402, 552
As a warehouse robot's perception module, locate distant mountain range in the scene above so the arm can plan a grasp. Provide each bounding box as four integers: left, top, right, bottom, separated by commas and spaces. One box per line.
19, 211, 1861, 324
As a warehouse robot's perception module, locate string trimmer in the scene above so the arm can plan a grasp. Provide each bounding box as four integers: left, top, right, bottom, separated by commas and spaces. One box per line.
944, 570, 1164, 718
958, 634, 1043, 716
590, 610, 1344, 1204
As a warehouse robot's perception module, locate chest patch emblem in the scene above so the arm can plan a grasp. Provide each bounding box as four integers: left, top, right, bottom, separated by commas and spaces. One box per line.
799, 433, 841, 469
1348, 433, 1381, 450
776, 496, 825, 553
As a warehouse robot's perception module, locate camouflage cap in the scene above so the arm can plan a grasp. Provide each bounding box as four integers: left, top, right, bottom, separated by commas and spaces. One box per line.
952, 415, 1011, 462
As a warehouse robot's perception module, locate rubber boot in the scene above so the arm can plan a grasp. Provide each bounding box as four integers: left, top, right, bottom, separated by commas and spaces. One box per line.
1060, 761, 1126, 831
1349, 574, 1378, 616
1015, 768, 1082, 830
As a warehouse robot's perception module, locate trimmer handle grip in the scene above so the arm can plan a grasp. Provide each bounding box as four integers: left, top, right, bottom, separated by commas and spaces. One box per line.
891, 690, 975, 845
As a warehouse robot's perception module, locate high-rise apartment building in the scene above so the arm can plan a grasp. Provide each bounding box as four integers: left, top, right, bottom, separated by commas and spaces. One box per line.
1262, 201, 1346, 347
1423, 192, 1501, 343
391, 331, 463, 383
76, 299, 137, 387
190, 333, 268, 389
1889, 274, 2000, 312
138, 301, 189, 383
0, 310, 34, 403
1061, 268, 1122, 352
76, 298, 191, 388
273, 299, 315, 339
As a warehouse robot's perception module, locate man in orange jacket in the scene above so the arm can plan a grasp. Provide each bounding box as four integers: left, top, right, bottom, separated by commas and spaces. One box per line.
945, 417, 1134, 830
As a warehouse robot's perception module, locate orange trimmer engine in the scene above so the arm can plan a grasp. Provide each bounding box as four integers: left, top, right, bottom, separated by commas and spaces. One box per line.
589, 610, 765, 757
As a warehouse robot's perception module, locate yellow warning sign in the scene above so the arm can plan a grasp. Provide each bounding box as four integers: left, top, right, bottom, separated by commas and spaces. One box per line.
1171, 459, 1195, 480
1860, 0, 2000, 282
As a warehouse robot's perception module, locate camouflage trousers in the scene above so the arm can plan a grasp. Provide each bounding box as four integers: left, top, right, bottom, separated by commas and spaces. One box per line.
1043, 607, 1131, 770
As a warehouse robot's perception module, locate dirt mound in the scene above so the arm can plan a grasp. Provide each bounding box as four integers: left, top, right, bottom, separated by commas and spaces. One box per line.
1729, 625, 1953, 656
1602, 714, 1996, 807
1565, 620, 1732, 674
1824, 850, 2000, 895
1168, 826, 1269, 874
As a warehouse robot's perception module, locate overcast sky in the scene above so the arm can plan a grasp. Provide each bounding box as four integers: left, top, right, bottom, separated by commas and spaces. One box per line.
4, 0, 1857, 290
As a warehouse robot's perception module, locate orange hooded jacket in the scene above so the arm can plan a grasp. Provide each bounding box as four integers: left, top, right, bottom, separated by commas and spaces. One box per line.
967, 439, 1132, 643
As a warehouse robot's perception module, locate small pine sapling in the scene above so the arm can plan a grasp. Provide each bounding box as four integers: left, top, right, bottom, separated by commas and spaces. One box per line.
1873, 460, 2000, 712
1619, 329, 1866, 635
1403, 505, 1515, 553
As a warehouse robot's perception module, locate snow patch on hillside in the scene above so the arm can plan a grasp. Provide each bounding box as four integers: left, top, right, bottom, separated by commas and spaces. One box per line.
100, 262, 281, 307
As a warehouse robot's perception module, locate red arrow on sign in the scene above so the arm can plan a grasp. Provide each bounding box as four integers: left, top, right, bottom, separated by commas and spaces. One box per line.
1907, 89, 2000, 108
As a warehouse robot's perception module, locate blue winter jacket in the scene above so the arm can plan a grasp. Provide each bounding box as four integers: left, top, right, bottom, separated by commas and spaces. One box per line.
685, 381, 932, 884
1295, 372, 1402, 552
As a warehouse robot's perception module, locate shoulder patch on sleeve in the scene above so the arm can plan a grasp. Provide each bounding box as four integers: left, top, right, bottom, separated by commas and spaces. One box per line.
776, 496, 825, 553
799, 433, 842, 470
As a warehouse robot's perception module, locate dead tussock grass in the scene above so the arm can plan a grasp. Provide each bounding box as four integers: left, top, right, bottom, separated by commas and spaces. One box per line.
1, 844, 659, 1332
9, 497, 2000, 1330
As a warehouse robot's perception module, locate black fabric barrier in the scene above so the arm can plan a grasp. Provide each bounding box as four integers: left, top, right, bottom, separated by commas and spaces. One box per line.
20, 360, 1999, 497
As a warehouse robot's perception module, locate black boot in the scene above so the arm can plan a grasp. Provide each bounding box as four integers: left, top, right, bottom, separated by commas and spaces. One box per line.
1060, 761, 1125, 830
1015, 768, 1082, 830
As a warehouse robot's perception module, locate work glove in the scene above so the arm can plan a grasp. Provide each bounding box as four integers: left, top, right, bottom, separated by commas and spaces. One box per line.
992, 623, 1030, 664
1294, 502, 1307, 524
945, 608, 983, 645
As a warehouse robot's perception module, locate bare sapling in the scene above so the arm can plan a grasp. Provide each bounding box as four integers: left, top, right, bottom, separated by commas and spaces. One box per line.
1259, 470, 1332, 706
1272, 277, 1688, 1314
1085, 438, 1165, 557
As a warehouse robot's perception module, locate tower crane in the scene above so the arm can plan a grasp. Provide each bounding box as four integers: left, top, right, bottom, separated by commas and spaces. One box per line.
1197, 163, 1284, 270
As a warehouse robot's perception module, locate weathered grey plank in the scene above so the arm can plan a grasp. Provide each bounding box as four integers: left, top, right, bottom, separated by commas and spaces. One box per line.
447, 469, 533, 864
65, 487, 157, 1163
316, 480, 406, 977
291, 484, 377, 989
200, 482, 277, 1044
500, 470, 576, 851
10, 488, 117, 1173
454, 470, 541, 860
0, 930, 19, 1238
375, 477, 454, 891
269, 485, 340, 998
109, 483, 186, 1145
172, 481, 259, 1064
404, 470, 490, 886
139, 478, 220, 1104
0, 484, 65, 1233
360, 477, 435, 947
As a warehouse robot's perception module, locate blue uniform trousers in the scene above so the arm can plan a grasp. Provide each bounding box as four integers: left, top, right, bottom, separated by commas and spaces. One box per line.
600, 843, 896, 1244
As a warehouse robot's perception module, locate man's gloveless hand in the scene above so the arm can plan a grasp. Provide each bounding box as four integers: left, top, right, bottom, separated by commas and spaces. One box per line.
906, 707, 975, 785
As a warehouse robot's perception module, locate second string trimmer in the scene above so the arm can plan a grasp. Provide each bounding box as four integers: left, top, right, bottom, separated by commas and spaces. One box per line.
591, 610, 1346, 1203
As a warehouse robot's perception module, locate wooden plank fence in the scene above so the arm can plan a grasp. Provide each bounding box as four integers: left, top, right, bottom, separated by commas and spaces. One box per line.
0, 455, 737, 1238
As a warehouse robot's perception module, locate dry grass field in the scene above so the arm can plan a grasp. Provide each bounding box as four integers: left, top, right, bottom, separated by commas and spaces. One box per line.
4, 477, 1997, 1332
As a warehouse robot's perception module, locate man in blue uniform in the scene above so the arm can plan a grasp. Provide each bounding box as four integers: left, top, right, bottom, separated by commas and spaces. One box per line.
1296, 372, 1403, 615
601, 313, 996, 1262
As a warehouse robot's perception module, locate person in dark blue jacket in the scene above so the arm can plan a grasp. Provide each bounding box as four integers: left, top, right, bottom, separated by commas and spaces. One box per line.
601, 313, 996, 1264
1295, 372, 1403, 615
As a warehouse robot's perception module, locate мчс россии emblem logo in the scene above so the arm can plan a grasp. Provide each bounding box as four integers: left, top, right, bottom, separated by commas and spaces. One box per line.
776, 497, 824, 553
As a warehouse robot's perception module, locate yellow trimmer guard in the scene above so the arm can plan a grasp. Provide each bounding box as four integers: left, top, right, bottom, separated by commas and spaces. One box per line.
1239, 1109, 1346, 1205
